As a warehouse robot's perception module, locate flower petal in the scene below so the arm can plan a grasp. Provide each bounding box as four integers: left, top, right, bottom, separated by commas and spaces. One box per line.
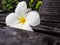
26, 11, 40, 26
10, 23, 23, 29
15, 1, 27, 16
6, 13, 19, 26
9, 23, 33, 31
22, 24, 33, 31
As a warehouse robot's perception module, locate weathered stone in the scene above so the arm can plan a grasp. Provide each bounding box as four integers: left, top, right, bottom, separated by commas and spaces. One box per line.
0, 26, 60, 45
40, 0, 60, 23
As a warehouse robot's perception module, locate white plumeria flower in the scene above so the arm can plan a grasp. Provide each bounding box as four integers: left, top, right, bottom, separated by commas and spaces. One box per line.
5, 1, 40, 31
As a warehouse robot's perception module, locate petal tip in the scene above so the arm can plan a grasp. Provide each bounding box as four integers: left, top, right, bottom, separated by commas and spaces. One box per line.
17, 1, 27, 6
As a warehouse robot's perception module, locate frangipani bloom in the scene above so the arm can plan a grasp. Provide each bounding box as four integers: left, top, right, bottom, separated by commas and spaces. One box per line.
6, 1, 40, 31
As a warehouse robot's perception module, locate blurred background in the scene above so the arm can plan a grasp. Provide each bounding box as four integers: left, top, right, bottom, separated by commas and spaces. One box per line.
0, 0, 42, 12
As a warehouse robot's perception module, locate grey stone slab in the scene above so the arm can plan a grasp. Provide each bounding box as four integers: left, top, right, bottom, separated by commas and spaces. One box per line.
0, 26, 60, 45
40, 0, 60, 22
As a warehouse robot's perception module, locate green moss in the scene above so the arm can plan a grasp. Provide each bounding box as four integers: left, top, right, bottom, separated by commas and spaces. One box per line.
2, 0, 42, 11
29, 0, 42, 11
29, 0, 34, 8
35, 1, 42, 11
2, 0, 19, 11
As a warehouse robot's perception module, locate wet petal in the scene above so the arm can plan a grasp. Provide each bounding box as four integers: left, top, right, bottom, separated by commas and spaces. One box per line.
26, 11, 40, 26
15, 1, 27, 16
6, 13, 19, 26
10, 23, 23, 29
22, 24, 33, 31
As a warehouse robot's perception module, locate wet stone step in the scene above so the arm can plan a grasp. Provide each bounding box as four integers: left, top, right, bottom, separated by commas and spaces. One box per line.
0, 12, 11, 29
41, 17, 60, 23
32, 24, 60, 36
0, 12, 60, 45
41, 21, 60, 27
0, 12, 11, 23
0, 22, 6, 29
0, 26, 60, 45
40, 0, 60, 22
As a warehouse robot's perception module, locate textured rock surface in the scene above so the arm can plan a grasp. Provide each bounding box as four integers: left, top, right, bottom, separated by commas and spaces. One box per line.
0, 26, 60, 45
0, 12, 60, 45
40, 0, 60, 22
39, 0, 60, 29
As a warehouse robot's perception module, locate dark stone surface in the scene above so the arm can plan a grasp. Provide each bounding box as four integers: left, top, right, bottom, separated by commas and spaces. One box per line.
0, 12, 11, 23
39, 0, 60, 23
0, 12, 60, 45
0, 26, 60, 45
0, 13, 60, 45
37, 0, 60, 33
41, 0, 60, 14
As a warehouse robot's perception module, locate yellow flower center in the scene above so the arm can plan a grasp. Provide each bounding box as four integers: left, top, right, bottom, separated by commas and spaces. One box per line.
19, 16, 26, 24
